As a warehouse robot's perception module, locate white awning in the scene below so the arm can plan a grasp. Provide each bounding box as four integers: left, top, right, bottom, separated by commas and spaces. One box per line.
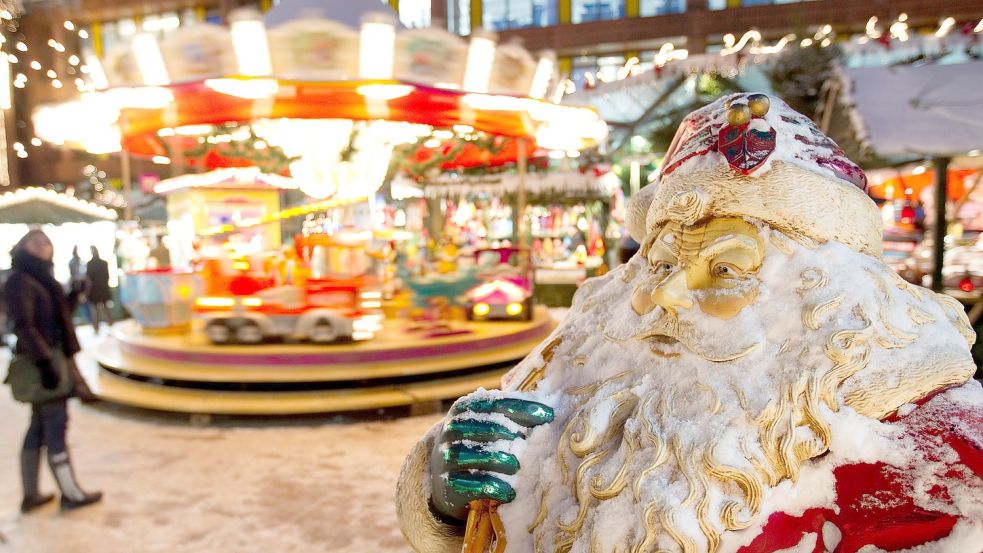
838, 61, 983, 159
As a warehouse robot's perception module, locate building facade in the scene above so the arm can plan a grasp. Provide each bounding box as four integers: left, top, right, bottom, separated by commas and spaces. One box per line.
4, 0, 982, 193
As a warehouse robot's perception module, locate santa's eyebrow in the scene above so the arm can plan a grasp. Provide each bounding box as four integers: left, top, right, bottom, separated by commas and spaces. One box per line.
698, 235, 759, 260
648, 238, 678, 259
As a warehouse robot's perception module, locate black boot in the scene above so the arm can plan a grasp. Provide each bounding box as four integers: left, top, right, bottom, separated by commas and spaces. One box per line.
20, 449, 54, 513
48, 450, 102, 511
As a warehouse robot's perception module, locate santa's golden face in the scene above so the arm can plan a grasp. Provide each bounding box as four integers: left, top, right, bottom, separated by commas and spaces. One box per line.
633, 217, 764, 319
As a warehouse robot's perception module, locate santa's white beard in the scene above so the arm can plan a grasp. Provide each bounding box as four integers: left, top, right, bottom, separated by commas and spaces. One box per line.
502, 343, 796, 553
496, 253, 801, 553
496, 229, 975, 553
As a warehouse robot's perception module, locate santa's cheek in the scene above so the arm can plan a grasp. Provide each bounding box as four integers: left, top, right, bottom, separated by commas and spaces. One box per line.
696, 287, 759, 319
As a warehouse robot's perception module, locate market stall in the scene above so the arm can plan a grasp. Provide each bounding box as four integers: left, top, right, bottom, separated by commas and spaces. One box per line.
405, 169, 622, 306
822, 60, 983, 304
0, 187, 118, 284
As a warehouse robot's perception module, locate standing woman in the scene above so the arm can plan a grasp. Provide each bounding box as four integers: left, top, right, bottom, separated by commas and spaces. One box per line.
5, 230, 102, 512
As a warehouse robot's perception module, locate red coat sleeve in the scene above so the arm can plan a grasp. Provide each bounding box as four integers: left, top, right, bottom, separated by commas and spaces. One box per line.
739, 387, 983, 553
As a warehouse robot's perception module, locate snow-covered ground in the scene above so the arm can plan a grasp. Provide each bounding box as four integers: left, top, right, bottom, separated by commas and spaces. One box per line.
0, 310, 571, 553
0, 329, 441, 553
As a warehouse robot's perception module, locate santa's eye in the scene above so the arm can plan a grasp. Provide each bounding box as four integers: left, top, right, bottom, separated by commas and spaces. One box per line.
652, 261, 675, 274
712, 263, 741, 278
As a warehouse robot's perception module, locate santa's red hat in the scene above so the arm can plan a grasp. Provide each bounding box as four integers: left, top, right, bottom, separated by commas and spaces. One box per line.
628, 93, 882, 256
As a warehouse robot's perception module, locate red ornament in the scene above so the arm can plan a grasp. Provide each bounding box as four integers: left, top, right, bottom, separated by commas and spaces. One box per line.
958, 276, 974, 293
899, 204, 916, 224
717, 122, 777, 174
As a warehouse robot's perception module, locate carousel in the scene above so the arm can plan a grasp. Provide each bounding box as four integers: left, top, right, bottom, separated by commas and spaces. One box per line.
35, 0, 606, 415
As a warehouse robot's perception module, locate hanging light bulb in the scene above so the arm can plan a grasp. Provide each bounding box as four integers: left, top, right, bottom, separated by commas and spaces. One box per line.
529, 51, 556, 99
359, 13, 395, 79
132, 33, 170, 86
229, 9, 272, 76
463, 31, 496, 93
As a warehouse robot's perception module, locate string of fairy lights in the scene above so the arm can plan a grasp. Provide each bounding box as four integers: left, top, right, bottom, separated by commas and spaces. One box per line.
4, 13, 97, 168
0, 5, 124, 208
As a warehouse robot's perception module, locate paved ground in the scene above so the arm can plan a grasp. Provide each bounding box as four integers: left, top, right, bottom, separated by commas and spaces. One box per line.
0, 327, 442, 553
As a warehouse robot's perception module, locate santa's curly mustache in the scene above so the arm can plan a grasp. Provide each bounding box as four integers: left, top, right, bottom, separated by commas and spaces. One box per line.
604, 306, 760, 364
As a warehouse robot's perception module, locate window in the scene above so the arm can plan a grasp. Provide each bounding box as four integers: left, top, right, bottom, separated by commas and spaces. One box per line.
571, 0, 624, 24
483, 0, 557, 30
448, 0, 471, 35
141, 12, 181, 38
400, 0, 432, 28
639, 0, 685, 17
569, 54, 626, 87
709, 0, 813, 9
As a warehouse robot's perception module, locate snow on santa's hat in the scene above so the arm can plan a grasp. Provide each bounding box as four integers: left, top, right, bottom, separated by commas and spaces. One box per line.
627, 93, 882, 256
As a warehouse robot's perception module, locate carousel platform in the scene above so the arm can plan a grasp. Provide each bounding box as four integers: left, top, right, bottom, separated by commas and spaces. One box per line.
82, 308, 555, 416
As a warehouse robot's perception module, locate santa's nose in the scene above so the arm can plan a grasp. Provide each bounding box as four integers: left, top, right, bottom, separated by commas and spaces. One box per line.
651, 270, 693, 312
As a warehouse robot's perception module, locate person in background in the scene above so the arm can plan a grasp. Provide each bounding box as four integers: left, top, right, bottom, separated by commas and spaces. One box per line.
85, 246, 113, 333
5, 230, 102, 513
68, 246, 94, 327
148, 234, 171, 270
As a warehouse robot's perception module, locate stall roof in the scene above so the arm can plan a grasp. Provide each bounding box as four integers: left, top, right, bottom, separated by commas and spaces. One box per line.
153, 167, 299, 195
837, 61, 983, 159
412, 171, 621, 199
0, 187, 118, 224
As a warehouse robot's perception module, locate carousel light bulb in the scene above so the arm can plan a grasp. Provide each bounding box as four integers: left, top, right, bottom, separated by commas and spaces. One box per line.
936, 17, 955, 37
359, 16, 395, 79
463, 33, 496, 93
132, 33, 170, 86
30, 60, 41, 70
6, 53, 16, 63
15, 42, 27, 52
68, 54, 79, 65
229, 11, 272, 76
79, 29, 89, 39
83, 52, 108, 89
31, 137, 42, 146
64, 21, 75, 30
529, 52, 555, 100
46, 69, 56, 78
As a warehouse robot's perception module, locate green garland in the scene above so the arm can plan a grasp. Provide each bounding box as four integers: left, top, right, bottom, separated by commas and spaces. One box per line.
171, 123, 300, 174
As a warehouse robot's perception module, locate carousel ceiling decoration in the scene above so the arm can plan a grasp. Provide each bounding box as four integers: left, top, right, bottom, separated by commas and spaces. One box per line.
31, 2, 606, 200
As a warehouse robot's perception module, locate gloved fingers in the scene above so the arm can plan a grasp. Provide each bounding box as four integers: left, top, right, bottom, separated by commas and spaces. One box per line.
438, 443, 520, 475
450, 397, 554, 428
443, 472, 516, 505
441, 419, 524, 443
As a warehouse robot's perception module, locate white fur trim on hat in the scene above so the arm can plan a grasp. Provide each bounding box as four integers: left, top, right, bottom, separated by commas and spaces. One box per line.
646, 162, 883, 257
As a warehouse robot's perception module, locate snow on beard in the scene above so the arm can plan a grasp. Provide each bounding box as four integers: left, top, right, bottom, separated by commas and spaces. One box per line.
498, 224, 974, 553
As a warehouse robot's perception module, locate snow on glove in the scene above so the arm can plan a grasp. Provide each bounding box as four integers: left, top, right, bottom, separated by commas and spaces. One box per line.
429, 390, 554, 523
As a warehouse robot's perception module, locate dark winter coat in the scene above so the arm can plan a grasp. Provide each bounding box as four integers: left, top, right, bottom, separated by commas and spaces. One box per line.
85, 256, 112, 303
5, 251, 81, 363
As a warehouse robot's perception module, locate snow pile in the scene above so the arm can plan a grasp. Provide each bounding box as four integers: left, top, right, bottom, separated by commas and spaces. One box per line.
485, 225, 980, 553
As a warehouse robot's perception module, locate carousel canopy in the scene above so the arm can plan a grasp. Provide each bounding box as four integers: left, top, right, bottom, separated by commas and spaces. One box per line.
153, 167, 299, 194
835, 61, 983, 159
0, 187, 118, 224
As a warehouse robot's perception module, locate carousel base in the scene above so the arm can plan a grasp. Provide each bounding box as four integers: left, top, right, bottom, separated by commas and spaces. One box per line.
87, 307, 555, 415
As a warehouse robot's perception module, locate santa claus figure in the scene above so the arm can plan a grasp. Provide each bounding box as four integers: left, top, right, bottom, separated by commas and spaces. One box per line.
396, 94, 983, 553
